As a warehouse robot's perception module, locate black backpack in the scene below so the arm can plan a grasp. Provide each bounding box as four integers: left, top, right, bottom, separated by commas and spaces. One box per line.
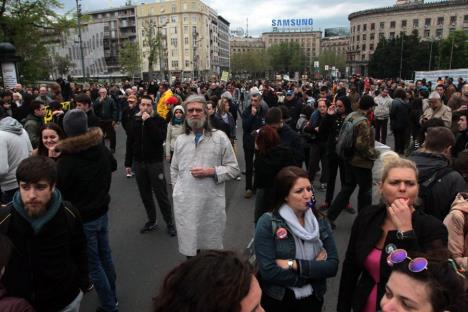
418, 167, 453, 220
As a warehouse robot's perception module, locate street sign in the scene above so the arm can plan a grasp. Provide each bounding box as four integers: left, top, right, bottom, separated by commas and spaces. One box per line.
332, 66, 336, 70
324, 65, 329, 71
314, 61, 319, 68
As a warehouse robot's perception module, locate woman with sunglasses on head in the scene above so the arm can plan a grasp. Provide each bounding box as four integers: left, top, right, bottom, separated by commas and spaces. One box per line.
337, 155, 448, 312
381, 249, 467, 312
254, 166, 338, 312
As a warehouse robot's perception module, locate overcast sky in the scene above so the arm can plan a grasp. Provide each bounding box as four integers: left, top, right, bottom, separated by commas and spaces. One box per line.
61, 0, 436, 36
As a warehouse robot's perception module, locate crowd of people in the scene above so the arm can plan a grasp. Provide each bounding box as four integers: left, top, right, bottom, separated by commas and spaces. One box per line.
0, 74, 467, 312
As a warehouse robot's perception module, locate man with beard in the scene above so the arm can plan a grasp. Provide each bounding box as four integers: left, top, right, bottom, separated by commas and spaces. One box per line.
0, 156, 89, 312
170, 95, 240, 258
125, 95, 176, 236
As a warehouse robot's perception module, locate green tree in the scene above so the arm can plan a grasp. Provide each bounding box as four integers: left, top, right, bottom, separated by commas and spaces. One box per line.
267, 42, 306, 74
141, 19, 163, 80
438, 30, 468, 69
0, 0, 75, 83
119, 40, 141, 81
231, 50, 268, 79
315, 50, 346, 76
52, 53, 74, 78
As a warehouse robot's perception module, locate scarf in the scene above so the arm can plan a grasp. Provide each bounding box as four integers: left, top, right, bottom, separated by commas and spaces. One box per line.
279, 204, 323, 299
12, 189, 62, 234
172, 117, 184, 125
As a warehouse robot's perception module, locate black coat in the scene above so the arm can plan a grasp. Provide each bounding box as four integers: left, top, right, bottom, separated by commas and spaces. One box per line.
390, 98, 411, 130
241, 105, 266, 150
254, 145, 296, 189
124, 114, 166, 167
277, 124, 304, 166
337, 204, 448, 312
56, 128, 117, 223
1, 203, 88, 312
86, 109, 101, 128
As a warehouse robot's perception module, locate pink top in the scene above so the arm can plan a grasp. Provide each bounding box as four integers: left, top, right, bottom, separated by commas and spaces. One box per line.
362, 248, 382, 312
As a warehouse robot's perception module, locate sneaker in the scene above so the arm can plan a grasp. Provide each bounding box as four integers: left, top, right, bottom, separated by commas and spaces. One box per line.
319, 202, 329, 211
140, 222, 157, 234
344, 203, 356, 214
244, 189, 253, 199
167, 224, 177, 237
126, 172, 133, 178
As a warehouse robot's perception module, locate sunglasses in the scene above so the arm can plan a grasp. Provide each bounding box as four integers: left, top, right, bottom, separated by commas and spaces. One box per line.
387, 249, 428, 273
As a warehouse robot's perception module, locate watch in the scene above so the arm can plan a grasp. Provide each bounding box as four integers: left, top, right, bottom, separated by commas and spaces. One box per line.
287, 259, 294, 270
396, 230, 415, 240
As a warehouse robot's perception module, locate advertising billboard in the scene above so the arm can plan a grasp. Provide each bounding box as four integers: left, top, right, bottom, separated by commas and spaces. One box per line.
324, 27, 350, 37
271, 18, 313, 32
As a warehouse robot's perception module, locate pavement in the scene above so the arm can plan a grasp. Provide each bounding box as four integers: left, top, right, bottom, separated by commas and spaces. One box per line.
80, 125, 394, 312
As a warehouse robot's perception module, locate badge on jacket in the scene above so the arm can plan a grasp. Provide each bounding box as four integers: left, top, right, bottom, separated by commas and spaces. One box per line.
276, 227, 288, 240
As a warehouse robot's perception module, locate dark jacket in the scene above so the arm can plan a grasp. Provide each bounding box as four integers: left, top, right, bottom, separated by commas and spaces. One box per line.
0, 283, 35, 312
254, 145, 296, 189
241, 105, 266, 150
213, 112, 236, 140
255, 211, 339, 301
277, 124, 304, 166
337, 204, 448, 312
283, 96, 303, 128
409, 151, 465, 220
453, 130, 468, 158
86, 109, 101, 128
22, 114, 43, 149
124, 114, 166, 167
1, 201, 88, 312
390, 98, 411, 130
321, 112, 347, 155
56, 128, 117, 223
121, 106, 138, 134
93, 96, 118, 121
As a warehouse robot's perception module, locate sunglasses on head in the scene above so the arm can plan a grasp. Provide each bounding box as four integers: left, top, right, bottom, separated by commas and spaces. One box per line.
387, 248, 428, 273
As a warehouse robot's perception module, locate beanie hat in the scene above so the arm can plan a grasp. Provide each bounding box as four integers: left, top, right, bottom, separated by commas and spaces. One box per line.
173, 104, 185, 114
63, 109, 88, 137
165, 96, 179, 106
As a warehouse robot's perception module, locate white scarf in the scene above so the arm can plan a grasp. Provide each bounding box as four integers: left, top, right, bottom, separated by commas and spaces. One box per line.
279, 204, 323, 299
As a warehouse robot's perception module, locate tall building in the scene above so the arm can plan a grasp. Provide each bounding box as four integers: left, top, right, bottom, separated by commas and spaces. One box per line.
136, 0, 229, 81
261, 31, 321, 68
320, 36, 349, 57
347, 0, 468, 75
217, 16, 230, 74
230, 37, 265, 55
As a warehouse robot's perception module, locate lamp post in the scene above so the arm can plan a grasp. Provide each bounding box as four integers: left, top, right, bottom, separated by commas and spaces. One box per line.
399, 34, 404, 79
76, 0, 86, 80
449, 33, 455, 70
156, 21, 168, 81
428, 37, 434, 71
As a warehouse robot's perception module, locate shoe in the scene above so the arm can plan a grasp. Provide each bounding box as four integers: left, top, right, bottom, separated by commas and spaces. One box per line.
126, 172, 133, 178
167, 224, 177, 237
344, 203, 356, 214
236, 176, 241, 181
140, 222, 157, 234
244, 189, 253, 199
319, 202, 329, 211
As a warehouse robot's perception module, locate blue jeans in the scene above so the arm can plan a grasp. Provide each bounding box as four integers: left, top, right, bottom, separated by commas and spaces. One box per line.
83, 214, 117, 312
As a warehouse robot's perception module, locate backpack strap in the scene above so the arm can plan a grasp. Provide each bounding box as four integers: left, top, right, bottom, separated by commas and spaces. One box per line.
421, 167, 453, 189
62, 201, 79, 231
0, 203, 13, 234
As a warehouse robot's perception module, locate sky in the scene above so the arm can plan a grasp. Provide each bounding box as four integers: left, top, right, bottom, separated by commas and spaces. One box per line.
61, 0, 436, 36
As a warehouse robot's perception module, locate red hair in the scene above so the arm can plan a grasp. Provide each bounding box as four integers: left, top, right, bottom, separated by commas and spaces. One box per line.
255, 125, 281, 155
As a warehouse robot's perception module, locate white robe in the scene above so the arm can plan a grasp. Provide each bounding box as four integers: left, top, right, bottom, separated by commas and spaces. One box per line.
170, 129, 240, 256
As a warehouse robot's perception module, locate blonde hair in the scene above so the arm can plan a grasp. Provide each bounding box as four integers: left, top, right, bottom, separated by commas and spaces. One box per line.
217, 98, 229, 113
380, 152, 418, 183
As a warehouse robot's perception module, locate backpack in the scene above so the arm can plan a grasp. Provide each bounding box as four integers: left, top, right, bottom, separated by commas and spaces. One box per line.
335, 112, 367, 160
418, 167, 453, 219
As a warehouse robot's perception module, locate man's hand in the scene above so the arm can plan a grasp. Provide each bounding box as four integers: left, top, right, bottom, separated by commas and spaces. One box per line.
190, 167, 215, 178
142, 112, 150, 121
251, 106, 257, 116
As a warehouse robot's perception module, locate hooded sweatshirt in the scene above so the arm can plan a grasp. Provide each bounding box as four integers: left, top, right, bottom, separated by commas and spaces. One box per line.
443, 193, 468, 270
0, 117, 33, 191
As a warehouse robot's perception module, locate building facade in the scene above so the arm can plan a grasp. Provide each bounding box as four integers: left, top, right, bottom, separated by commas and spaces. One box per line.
261, 31, 321, 68
217, 16, 230, 74
347, 0, 468, 75
230, 37, 265, 55
320, 36, 349, 56
136, 0, 229, 81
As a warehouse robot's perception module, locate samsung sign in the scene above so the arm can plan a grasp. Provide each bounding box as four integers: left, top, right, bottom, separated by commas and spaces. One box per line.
271, 18, 313, 32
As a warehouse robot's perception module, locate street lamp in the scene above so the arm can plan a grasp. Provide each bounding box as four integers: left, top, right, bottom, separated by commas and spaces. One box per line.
156, 20, 168, 81
76, 0, 86, 80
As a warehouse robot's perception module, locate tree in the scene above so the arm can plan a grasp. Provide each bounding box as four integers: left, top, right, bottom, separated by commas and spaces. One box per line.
119, 40, 142, 81
230, 50, 268, 79
267, 42, 306, 74
141, 19, 163, 80
315, 50, 346, 76
0, 0, 75, 83
52, 53, 74, 78
438, 30, 468, 69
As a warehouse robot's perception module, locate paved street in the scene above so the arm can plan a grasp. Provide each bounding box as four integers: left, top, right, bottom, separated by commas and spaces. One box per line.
81, 125, 390, 312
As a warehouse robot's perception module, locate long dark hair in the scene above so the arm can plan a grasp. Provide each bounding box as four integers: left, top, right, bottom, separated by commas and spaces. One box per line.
37, 123, 65, 157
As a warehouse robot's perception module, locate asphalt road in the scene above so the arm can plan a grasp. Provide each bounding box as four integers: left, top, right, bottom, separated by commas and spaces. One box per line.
80, 124, 394, 312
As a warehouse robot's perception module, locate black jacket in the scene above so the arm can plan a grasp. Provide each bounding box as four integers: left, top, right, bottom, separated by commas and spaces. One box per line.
125, 114, 166, 167
241, 105, 266, 150
409, 151, 465, 220
321, 112, 347, 154
56, 128, 117, 222
121, 106, 138, 134
1, 203, 88, 312
86, 109, 101, 128
390, 98, 411, 130
277, 124, 304, 166
254, 145, 296, 189
337, 204, 448, 312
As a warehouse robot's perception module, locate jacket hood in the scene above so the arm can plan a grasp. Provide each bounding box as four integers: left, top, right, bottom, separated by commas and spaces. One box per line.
450, 193, 468, 213
56, 127, 103, 154
410, 151, 449, 181
0, 116, 24, 135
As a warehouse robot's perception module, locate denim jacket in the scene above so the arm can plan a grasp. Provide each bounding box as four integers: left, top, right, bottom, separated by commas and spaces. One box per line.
254, 211, 339, 301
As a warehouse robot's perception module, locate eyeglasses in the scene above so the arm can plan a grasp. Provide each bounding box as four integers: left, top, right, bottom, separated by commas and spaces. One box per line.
187, 108, 203, 113
387, 249, 428, 273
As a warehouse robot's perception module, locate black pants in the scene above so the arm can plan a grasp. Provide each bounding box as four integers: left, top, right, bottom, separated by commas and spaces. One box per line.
261, 289, 323, 312
325, 153, 346, 204
244, 147, 255, 190
309, 142, 328, 183
134, 161, 174, 226
327, 163, 372, 222
100, 120, 116, 150
393, 128, 408, 155
374, 118, 388, 144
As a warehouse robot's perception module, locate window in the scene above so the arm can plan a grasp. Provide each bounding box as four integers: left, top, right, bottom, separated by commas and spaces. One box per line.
450, 16, 457, 25
185, 60, 190, 67
363, 34, 367, 40
362, 44, 366, 51
370, 33, 375, 40
449, 28, 456, 34
171, 5, 176, 13
192, 15, 197, 23
184, 37, 189, 44
464, 15, 468, 23
171, 15, 177, 23
379, 32, 385, 39
380, 22, 385, 29
371, 23, 375, 30
370, 43, 374, 51
413, 19, 419, 28
171, 60, 178, 68
170, 38, 178, 47
401, 20, 407, 28
172, 27, 177, 34
436, 28, 443, 38
425, 18, 431, 26
424, 29, 430, 38
390, 21, 396, 28
183, 15, 188, 23
362, 54, 366, 61
437, 17, 444, 26
363, 24, 367, 31
357, 24, 360, 31
356, 35, 360, 41
184, 26, 188, 33
389, 32, 395, 39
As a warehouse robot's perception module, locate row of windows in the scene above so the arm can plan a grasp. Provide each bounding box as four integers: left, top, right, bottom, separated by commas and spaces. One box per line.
352, 26, 461, 44
352, 15, 468, 33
